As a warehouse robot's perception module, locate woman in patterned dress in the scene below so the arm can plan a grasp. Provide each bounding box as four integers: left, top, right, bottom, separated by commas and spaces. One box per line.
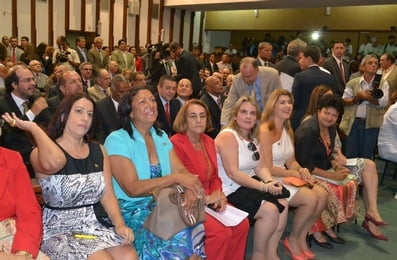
3, 93, 137, 260
104, 87, 205, 260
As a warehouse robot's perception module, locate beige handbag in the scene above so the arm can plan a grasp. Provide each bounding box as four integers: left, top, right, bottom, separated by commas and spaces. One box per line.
144, 185, 205, 240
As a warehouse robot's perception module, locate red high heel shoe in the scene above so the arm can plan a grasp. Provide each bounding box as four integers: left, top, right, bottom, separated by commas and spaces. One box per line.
365, 214, 389, 226
362, 220, 388, 241
283, 237, 307, 260
301, 249, 315, 259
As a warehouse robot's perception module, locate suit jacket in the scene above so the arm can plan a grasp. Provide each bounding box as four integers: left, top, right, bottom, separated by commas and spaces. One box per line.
200, 93, 225, 139
221, 66, 282, 124
10, 47, 24, 62
0, 147, 42, 257
0, 93, 52, 174
75, 47, 88, 63
88, 48, 109, 71
256, 57, 275, 68
204, 61, 219, 75
87, 85, 110, 102
291, 65, 335, 130
150, 59, 168, 89
176, 50, 202, 98
170, 133, 221, 194
322, 57, 350, 96
93, 96, 119, 143
274, 55, 301, 77
295, 116, 336, 172
111, 50, 135, 71
155, 94, 181, 136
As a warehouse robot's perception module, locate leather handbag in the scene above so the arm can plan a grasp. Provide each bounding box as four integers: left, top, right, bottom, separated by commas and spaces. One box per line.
144, 184, 205, 240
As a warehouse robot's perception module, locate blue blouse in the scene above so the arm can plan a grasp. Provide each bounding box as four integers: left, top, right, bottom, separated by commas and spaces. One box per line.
104, 123, 173, 202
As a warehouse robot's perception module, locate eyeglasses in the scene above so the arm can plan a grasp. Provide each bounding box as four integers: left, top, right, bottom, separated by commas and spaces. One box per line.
247, 142, 260, 161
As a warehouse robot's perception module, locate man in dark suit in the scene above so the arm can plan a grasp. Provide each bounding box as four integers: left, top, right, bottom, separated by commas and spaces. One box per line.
204, 53, 219, 75
322, 41, 350, 96
275, 38, 307, 77
291, 46, 335, 130
155, 75, 181, 136
0, 65, 51, 177
200, 76, 225, 139
75, 36, 89, 63
93, 74, 130, 143
169, 42, 202, 98
257, 42, 275, 67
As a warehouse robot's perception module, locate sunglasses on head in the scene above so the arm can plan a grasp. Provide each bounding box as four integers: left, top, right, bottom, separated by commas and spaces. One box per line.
247, 142, 260, 161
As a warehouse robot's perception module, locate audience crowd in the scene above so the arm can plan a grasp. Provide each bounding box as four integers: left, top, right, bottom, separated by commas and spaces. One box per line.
0, 32, 396, 259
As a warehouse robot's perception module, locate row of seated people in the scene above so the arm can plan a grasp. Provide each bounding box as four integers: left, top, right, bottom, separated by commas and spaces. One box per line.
1, 83, 389, 260
0, 40, 390, 258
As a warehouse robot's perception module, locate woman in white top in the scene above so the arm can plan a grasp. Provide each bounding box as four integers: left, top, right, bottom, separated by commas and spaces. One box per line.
216, 96, 290, 260
259, 89, 328, 260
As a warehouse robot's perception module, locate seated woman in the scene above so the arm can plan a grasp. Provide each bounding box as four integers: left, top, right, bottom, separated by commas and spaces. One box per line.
259, 89, 328, 259
295, 94, 388, 243
170, 99, 249, 260
104, 87, 205, 259
0, 146, 48, 260
3, 93, 137, 260
215, 96, 290, 260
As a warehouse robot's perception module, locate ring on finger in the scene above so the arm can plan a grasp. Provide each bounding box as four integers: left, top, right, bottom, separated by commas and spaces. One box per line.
10, 119, 16, 127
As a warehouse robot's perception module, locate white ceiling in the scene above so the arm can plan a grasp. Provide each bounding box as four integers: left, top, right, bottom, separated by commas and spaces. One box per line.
164, 0, 397, 11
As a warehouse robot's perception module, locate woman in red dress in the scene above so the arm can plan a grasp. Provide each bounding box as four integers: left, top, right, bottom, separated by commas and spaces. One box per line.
171, 99, 249, 260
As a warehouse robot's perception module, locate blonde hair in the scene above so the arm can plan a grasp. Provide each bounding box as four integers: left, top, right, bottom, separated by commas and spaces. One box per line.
260, 89, 294, 139
226, 96, 260, 141
173, 99, 213, 134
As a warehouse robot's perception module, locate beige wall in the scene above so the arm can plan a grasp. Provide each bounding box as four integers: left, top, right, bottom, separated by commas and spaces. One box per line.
206, 5, 397, 54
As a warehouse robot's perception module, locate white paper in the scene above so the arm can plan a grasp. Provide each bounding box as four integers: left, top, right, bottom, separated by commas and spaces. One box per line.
280, 72, 294, 92
205, 205, 248, 227
345, 158, 358, 166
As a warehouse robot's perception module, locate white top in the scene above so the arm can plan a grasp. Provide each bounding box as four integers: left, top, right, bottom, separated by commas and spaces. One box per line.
378, 102, 397, 162
216, 128, 258, 195
272, 128, 294, 168
272, 127, 298, 200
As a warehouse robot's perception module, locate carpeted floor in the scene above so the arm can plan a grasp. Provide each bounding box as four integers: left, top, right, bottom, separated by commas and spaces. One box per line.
245, 159, 397, 260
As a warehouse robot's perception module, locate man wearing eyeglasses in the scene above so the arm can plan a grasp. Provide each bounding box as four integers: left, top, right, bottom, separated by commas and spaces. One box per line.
0, 65, 51, 177
79, 62, 95, 89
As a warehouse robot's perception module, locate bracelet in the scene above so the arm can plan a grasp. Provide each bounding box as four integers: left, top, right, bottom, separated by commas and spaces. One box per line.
15, 250, 33, 258
260, 181, 268, 192
265, 180, 273, 184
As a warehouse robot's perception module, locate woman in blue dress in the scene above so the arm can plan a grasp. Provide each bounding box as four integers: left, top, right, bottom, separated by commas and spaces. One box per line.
104, 87, 205, 260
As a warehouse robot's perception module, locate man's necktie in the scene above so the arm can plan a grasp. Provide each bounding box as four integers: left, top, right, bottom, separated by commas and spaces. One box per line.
22, 101, 29, 115
11, 48, 16, 63
164, 102, 170, 123
217, 96, 222, 109
339, 62, 346, 84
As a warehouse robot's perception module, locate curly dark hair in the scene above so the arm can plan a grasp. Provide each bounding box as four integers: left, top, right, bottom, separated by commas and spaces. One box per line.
118, 87, 163, 139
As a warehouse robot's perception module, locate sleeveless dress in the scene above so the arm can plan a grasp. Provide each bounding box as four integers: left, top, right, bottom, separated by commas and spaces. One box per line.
272, 128, 299, 200
39, 143, 123, 259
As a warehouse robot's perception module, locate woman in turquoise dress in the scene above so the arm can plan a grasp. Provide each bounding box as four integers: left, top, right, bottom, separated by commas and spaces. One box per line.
104, 87, 205, 260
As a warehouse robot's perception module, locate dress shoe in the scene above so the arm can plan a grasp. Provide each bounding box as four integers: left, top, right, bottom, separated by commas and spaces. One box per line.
322, 231, 346, 244
365, 214, 389, 226
283, 237, 307, 260
309, 234, 333, 249
362, 220, 389, 241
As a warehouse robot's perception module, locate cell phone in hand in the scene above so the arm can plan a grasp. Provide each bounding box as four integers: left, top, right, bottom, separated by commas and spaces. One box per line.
207, 203, 221, 212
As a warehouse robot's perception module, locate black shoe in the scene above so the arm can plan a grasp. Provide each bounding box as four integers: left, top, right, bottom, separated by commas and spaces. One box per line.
309, 234, 333, 249
322, 231, 346, 244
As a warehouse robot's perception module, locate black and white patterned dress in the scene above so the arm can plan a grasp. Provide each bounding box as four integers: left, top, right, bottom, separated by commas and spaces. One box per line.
39, 143, 123, 259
